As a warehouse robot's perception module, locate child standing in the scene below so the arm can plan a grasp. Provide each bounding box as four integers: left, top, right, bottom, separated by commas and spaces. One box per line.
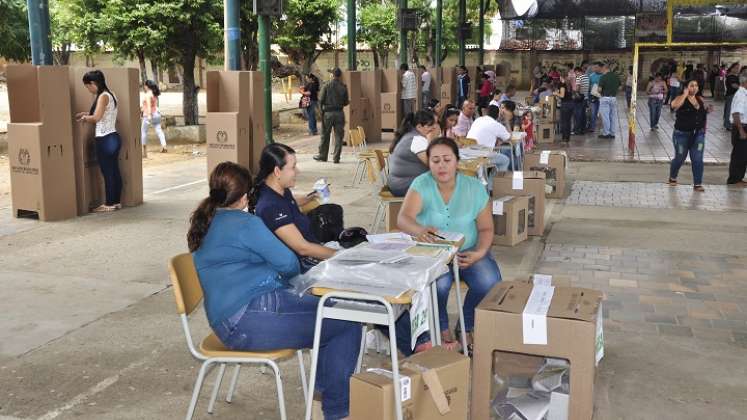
522, 111, 535, 153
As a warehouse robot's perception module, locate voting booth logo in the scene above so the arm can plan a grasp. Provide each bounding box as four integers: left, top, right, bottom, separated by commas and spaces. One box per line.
18, 148, 31, 166
216, 130, 228, 143
11, 148, 39, 175
383, 103, 393, 114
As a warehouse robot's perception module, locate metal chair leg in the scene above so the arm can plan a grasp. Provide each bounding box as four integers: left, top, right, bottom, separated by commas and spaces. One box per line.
454, 265, 469, 354
269, 360, 287, 420
297, 350, 308, 402
387, 312, 404, 420
185, 360, 214, 420
225, 364, 241, 403
207, 363, 227, 414
304, 297, 328, 420
355, 324, 367, 373
370, 202, 383, 232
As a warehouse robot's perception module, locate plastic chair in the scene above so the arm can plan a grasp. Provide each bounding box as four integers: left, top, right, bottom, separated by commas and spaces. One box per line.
169, 254, 308, 420
370, 149, 405, 233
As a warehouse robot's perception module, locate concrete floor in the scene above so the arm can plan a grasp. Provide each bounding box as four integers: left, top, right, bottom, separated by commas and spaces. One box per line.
1, 134, 746, 419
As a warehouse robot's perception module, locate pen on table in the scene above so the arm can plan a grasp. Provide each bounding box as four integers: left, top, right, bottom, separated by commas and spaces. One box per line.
429, 232, 446, 240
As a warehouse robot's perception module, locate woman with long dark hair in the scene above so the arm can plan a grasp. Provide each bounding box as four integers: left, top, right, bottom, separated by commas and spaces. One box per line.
251, 143, 337, 272
301, 73, 320, 135
669, 79, 712, 192
188, 161, 361, 420
140, 79, 167, 156
75, 70, 122, 212
440, 106, 460, 139
387, 109, 440, 197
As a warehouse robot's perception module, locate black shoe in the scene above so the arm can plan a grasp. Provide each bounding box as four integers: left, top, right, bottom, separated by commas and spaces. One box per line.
597, 134, 607, 139
333, 159, 340, 164
606, 134, 615, 139
313, 155, 327, 162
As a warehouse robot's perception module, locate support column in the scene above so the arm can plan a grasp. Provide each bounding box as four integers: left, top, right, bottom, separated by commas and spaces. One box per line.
26, 0, 53, 65
458, 0, 466, 66
478, 0, 485, 66
224, 0, 241, 70
666, 0, 673, 45
399, 0, 408, 66
258, 15, 273, 144
628, 44, 640, 154
435, 0, 442, 68
347, 0, 356, 70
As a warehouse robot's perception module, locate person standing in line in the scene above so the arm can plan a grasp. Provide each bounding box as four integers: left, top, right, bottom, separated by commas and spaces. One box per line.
75, 70, 122, 213
587, 62, 604, 133
477, 72, 493, 116
646, 73, 668, 130
301, 73, 320, 136
727, 71, 747, 186
140, 80, 167, 157
668, 79, 712, 192
574, 66, 589, 135
624, 66, 634, 109
420, 65, 432, 111
597, 63, 620, 139
555, 70, 575, 143
709, 64, 720, 98
401, 64, 417, 117
314, 68, 349, 164
456, 66, 470, 109
724, 63, 741, 131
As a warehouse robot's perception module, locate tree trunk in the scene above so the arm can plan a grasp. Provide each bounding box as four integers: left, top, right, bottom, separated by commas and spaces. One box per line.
150, 60, 159, 83
372, 50, 380, 68
181, 52, 199, 125
137, 51, 148, 86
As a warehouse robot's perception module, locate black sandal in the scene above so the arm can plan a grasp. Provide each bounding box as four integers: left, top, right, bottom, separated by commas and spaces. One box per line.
667, 178, 677, 186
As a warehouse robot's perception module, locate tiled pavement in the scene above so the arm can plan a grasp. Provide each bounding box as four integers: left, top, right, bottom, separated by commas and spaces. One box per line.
535, 244, 747, 347
566, 181, 747, 212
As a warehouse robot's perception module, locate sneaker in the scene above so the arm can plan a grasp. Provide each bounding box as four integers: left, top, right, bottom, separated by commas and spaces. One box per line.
313, 155, 327, 162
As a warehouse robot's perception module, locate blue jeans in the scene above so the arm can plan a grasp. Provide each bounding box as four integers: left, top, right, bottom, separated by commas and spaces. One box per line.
588, 99, 600, 131
599, 96, 617, 137
306, 100, 318, 134
625, 86, 632, 108
666, 86, 680, 105
391, 251, 501, 356
95, 132, 122, 206
670, 129, 705, 185
648, 98, 663, 128
213, 289, 362, 420
573, 97, 586, 133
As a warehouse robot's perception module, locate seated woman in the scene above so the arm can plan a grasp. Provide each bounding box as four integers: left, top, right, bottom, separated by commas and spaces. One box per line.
440, 106, 461, 139
251, 143, 337, 272
387, 109, 441, 197
393, 137, 502, 355
189, 162, 361, 420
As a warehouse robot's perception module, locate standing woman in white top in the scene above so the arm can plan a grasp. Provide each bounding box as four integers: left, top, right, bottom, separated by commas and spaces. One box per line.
75, 70, 122, 212
141, 80, 167, 156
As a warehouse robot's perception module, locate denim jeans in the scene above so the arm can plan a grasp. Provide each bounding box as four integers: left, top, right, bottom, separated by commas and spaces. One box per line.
391, 251, 501, 356
573, 97, 586, 133
666, 86, 680, 105
213, 289, 362, 420
95, 132, 122, 206
724, 95, 734, 130
648, 98, 663, 128
141, 111, 166, 147
559, 101, 574, 141
306, 100, 318, 134
669, 129, 705, 185
588, 99, 600, 131
625, 86, 632, 108
598, 96, 617, 137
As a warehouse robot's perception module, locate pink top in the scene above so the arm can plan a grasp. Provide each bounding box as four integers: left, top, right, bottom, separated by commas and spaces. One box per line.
452, 112, 473, 137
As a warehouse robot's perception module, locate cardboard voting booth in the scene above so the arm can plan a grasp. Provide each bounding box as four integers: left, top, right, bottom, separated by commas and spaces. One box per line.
206, 71, 265, 175
68, 67, 143, 214
381, 69, 401, 131
344, 70, 381, 143
472, 281, 604, 420
6, 65, 77, 221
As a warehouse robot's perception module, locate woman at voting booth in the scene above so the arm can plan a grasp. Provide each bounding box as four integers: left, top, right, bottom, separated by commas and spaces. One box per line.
387, 109, 441, 197
75, 70, 122, 213
251, 143, 338, 272
188, 162, 361, 420
395, 137, 502, 354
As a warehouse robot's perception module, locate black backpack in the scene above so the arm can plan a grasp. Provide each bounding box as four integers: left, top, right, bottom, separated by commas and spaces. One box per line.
307, 204, 344, 243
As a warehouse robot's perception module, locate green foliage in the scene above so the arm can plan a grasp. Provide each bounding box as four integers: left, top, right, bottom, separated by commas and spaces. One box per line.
358, 0, 398, 68
412, 0, 493, 63
275, 0, 341, 72
239, 2, 259, 70
101, 0, 169, 65
0, 0, 31, 62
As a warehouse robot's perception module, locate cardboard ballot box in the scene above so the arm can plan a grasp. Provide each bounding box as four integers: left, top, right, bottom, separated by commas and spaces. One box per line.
535, 120, 556, 144
206, 71, 264, 175
492, 195, 529, 247
471, 281, 604, 420
6, 64, 77, 221
524, 151, 568, 199
492, 171, 546, 237
350, 347, 469, 420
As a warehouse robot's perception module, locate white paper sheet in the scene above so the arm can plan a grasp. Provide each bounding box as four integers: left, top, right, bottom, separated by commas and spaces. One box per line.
492, 200, 504, 215
532, 274, 553, 286
366, 232, 413, 244
595, 302, 605, 366
522, 285, 555, 345
409, 289, 430, 350
548, 392, 570, 420
540, 150, 551, 165
512, 171, 524, 190
366, 369, 411, 402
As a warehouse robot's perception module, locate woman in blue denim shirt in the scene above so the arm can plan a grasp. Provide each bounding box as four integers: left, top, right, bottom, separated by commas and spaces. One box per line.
188, 162, 361, 420
669, 80, 712, 192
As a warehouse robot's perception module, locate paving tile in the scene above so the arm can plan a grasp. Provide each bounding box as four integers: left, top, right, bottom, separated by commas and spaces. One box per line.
609, 278, 638, 288
639, 295, 672, 305
675, 316, 712, 329
644, 313, 677, 324
691, 327, 734, 343
688, 309, 723, 320
657, 324, 694, 337
710, 319, 747, 332
732, 332, 747, 349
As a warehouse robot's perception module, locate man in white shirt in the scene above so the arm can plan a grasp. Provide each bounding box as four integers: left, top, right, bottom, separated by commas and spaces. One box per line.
419, 65, 431, 110
727, 71, 747, 185
401, 63, 417, 117
452, 100, 476, 137
466, 104, 511, 172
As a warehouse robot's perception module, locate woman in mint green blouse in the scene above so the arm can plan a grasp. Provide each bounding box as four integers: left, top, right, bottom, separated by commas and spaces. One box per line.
396, 137, 501, 354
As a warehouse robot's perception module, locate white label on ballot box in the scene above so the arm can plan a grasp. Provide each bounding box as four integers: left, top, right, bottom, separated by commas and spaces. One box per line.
512, 171, 524, 190
492, 200, 504, 215
522, 285, 555, 345
540, 150, 551, 165
595, 302, 605, 366
410, 289, 430, 350
533, 274, 553, 286
367, 369, 412, 402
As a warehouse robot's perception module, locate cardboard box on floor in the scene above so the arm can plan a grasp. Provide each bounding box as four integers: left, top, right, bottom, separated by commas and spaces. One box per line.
471, 281, 604, 420
492, 195, 529, 247
525, 151, 568, 199
492, 171, 545, 236
536, 120, 556, 144
6, 64, 77, 221
350, 347, 470, 420
205, 71, 265, 175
